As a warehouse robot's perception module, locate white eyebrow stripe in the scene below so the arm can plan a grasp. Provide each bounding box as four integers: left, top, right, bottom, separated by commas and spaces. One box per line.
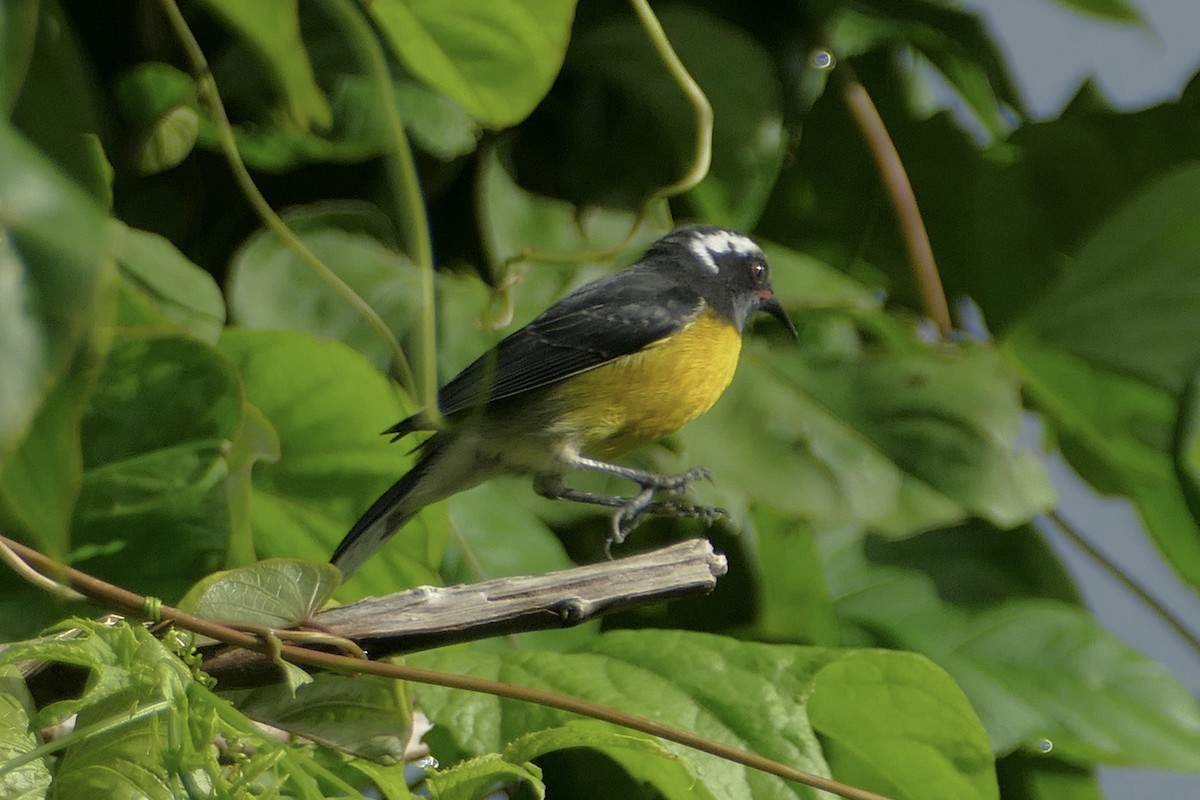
688, 230, 763, 274
689, 239, 719, 273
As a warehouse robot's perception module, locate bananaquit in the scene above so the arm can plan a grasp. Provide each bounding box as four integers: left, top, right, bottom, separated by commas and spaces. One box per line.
331, 225, 796, 576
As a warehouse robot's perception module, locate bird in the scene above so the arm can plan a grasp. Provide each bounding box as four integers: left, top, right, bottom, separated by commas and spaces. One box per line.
330, 225, 796, 577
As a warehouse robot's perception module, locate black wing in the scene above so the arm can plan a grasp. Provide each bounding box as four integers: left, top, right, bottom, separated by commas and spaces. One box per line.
436, 265, 704, 418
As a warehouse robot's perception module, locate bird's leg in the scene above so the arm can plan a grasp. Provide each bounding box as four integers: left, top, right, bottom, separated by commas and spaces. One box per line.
570, 455, 712, 494
533, 463, 726, 555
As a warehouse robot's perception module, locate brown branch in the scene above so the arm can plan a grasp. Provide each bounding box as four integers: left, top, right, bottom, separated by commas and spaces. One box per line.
836, 61, 952, 335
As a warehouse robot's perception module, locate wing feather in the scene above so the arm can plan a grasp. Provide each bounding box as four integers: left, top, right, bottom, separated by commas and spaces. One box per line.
436, 266, 704, 418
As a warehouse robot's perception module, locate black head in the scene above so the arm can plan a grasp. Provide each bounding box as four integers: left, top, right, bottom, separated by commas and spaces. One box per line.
646, 225, 797, 337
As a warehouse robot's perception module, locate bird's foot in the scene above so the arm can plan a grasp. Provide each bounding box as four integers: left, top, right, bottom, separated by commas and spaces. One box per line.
606, 490, 727, 555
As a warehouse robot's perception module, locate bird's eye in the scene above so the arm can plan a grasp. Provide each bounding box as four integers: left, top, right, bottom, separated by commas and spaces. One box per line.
751, 262, 767, 282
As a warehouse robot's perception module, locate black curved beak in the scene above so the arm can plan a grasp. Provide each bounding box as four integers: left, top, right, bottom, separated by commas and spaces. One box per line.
761, 294, 798, 340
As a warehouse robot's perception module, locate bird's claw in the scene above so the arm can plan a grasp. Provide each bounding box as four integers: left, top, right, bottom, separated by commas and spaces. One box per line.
605, 491, 727, 557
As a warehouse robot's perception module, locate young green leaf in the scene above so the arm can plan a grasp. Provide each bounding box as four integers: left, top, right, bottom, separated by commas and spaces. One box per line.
0, 667, 52, 799
177, 558, 341, 627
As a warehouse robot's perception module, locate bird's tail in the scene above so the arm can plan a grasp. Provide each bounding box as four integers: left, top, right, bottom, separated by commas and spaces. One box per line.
330, 439, 447, 578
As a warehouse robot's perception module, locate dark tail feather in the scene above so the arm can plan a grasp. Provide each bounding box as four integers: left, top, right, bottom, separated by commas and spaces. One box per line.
330, 441, 443, 577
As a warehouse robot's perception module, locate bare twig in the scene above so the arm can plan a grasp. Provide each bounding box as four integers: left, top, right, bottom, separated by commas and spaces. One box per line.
835, 61, 952, 335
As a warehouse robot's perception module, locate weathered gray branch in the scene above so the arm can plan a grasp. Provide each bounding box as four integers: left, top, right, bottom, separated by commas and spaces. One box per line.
202, 539, 727, 687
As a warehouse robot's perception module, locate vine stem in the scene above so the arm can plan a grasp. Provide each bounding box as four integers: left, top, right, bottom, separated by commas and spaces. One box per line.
1045, 510, 1200, 659
835, 60, 952, 335
500, 0, 712, 274
629, 0, 712, 202
156, 0, 418, 396
2, 535, 893, 800
325, 0, 440, 421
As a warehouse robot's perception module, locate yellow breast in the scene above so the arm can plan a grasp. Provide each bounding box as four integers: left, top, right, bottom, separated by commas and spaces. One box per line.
549, 307, 742, 459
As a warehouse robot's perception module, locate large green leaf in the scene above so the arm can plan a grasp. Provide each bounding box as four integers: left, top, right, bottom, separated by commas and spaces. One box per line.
226, 203, 422, 370
368, 0, 578, 128
821, 527, 1200, 768
192, 0, 332, 129
413, 630, 996, 800
1005, 163, 1200, 591
679, 327, 1053, 538
70, 335, 243, 602
1015, 163, 1200, 395
0, 122, 111, 461
218, 330, 445, 598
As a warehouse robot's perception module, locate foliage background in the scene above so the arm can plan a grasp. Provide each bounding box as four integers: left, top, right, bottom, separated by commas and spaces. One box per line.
3, 0, 1200, 798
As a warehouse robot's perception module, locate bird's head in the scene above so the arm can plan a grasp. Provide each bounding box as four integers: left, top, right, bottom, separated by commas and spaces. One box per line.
649, 225, 798, 338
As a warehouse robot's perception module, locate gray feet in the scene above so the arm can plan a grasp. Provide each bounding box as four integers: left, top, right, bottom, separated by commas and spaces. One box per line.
534, 465, 727, 555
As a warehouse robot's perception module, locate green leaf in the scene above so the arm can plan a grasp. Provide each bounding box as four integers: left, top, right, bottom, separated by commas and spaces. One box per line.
110, 220, 225, 342
752, 510, 840, 645
368, 0, 578, 128
177, 558, 340, 627
680, 331, 1053, 538
996, 753, 1101, 800
0, 667, 52, 800
226, 203, 421, 371
1044, 0, 1145, 24
822, 528, 1200, 768
1008, 332, 1200, 590
0, 267, 113, 566
807, 650, 997, 800
233, 672, 411, 762
192, 0, 332, 129
826, 0, 1025, 136
0, 122, 111, 461
217, 330, 445, 597
413, 630, 995, 799
427, 753, 544, 800
346, 759, 418, 800
67, 336, 243, 604
1175, 366, 1200, 534
1002, 163, 1200, 591
9, 3, 108, 201
506, 720, 716, 800
1017, 163, 1200, 395
0, 0, 39, 114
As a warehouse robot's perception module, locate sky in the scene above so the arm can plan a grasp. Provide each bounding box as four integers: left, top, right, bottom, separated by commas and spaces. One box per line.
962, 1, 1200, 796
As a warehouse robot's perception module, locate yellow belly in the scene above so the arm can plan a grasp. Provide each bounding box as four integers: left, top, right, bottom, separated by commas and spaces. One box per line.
549, 307, 741, 459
